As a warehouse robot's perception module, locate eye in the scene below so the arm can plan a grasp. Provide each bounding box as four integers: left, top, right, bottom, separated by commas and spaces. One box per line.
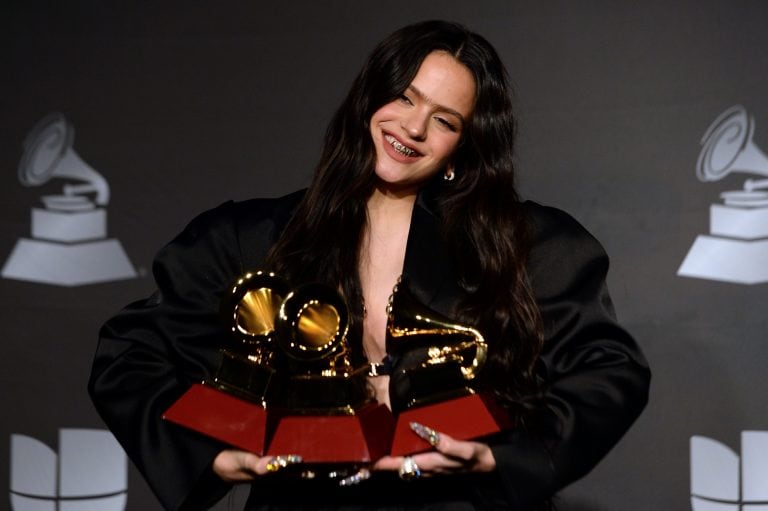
435, 116, 458, 132
398, 94, 413, 105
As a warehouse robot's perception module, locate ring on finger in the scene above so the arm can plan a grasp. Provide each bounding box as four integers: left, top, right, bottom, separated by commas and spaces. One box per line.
266, 454, 302, 473
398, 456, 421, 481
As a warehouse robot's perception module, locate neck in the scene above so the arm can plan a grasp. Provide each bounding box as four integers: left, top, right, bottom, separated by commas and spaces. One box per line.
366, 185, 418, 220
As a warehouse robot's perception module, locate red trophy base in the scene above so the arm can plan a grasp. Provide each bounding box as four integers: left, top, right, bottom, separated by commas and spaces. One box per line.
266, 402, 394, 463
389, 393, 512, 456
163, 383, 268, 455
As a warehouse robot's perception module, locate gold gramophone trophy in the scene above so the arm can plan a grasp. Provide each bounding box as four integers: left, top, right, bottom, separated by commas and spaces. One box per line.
163, 271, 289, 455
386, 280, 512, 456
266, 283, 393, 464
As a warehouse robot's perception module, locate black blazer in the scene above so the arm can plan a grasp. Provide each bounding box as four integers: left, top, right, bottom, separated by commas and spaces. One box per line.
89, 189, 650, 511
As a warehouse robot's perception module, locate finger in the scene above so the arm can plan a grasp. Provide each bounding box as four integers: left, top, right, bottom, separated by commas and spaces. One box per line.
372, 455, 402, 471
429, 433, 477, 462
412, 451, 465, 472
373, 452, 462, 477
235, 451, 260, 474
213, 450, 262, 482
424, 441, 496, 473
408, 422, 476, 461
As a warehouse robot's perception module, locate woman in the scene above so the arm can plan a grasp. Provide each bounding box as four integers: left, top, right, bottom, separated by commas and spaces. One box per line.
89, 20, 650, 511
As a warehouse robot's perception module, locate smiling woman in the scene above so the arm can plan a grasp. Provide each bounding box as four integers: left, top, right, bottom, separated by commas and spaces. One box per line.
369, 51, 475, 195
89, 20, 650, 511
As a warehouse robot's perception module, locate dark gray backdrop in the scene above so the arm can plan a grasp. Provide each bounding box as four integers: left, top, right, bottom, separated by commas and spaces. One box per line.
3, 1, 767, 510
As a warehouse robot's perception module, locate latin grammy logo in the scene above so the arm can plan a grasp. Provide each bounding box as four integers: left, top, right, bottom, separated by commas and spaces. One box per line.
1, 113, 137, 286
678, 105, 768, 284
690, 431, 768, 510
10, 429, 127, 511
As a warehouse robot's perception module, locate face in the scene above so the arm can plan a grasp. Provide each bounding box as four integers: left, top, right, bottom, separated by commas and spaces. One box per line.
369, 51, 476, 195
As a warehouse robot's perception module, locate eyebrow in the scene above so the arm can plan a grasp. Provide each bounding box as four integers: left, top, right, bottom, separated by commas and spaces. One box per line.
407, 84, 467, 126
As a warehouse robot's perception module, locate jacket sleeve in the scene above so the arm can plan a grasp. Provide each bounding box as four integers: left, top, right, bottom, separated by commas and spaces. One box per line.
489, 205, 651, 508
88, 201, 248, 511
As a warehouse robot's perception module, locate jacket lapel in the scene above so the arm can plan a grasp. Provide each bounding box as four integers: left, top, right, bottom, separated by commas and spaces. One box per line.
401, 189, 466, 317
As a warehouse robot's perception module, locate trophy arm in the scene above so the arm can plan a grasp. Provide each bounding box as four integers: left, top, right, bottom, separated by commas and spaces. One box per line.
323, 341, 354, 377
422, 330, 487, 380
463, 330, 487, 380
454, 325, 487, 380
390, 323, 488, 380
386, 280, 489, 380
745, 177, 768, 191
246, 346, 276, 366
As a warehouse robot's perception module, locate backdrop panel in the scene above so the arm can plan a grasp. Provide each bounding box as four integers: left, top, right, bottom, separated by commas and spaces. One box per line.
3, 2, 767, 510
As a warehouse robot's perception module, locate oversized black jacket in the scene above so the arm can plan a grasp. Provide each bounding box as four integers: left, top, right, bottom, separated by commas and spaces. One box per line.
89, 189, 650, 510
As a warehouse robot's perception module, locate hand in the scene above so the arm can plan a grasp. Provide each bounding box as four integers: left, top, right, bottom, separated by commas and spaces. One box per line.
372, 423, 496, 476
212, 449, 302, 482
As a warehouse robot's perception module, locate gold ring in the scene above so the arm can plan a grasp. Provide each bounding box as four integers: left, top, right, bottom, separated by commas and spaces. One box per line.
398, 456, 421, 481
265, 454, 302, 473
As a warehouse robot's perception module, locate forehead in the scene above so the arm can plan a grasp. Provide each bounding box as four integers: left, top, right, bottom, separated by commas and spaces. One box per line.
409, 51, 476, 119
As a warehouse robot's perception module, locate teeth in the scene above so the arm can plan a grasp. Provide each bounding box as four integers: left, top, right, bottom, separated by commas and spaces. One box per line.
385, 135, 416, 156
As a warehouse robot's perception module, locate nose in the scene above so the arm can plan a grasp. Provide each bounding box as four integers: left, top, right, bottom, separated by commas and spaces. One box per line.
401, 109, 428, 141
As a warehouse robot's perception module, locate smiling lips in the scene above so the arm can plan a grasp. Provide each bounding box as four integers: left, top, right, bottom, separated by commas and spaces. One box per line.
384, 133, 421, 158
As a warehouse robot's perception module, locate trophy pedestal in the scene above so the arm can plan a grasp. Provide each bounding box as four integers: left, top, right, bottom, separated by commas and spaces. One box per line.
678, 235, 768, 284
1, 237, 136, 286
163, 383, 269, 455
31, 206, 107, 241
710, 203, 768, 238
390, 393, 511, 456
678, 199, 768, 284
267, 403, 394, 463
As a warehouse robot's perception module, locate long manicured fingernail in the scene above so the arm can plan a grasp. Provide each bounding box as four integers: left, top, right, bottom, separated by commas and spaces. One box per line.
410, 421, 440, 447
266, 454, 303, 472
339, 468, 371, 486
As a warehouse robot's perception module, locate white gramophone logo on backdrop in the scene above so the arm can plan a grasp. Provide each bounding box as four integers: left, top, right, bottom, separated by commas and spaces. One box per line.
691, 431, 768, 510
1, 113, 137, 286
678, 105, 768, 285
10, 428, 127, 511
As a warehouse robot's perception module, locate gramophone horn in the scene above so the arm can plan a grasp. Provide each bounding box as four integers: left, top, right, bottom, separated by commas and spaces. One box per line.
386, 282, 487, 380
225, 271, 290, 344
276, 283, 349, 362
213, 271, 289, 399
18, 113, 110, 205
697, 105, 768, 182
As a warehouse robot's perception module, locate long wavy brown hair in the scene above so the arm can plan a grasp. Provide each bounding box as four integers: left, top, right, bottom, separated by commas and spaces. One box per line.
265, 20, 544, 405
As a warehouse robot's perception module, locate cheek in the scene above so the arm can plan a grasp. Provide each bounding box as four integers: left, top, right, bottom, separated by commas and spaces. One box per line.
434, 136, 462, 160
369, 110, 388, 142
370, 103, 398, 125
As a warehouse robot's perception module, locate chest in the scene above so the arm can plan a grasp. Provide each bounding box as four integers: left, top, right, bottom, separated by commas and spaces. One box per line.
359, 223, 410, 362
